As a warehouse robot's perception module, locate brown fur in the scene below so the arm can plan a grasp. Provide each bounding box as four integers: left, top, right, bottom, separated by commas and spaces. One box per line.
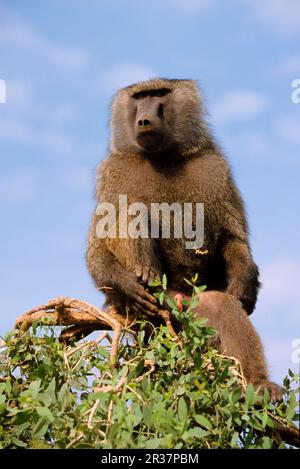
86, 78, 282, 399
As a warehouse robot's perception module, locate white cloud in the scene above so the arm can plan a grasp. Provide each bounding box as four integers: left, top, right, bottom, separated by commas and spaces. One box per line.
245, 0, 300, 38
274, 114, 300, 146
211, 90, 269, 123
0, 77, 79, 154
257, 257, 300, 320
218, 127, 300, 165
261, 258, 300, 303
0, 119, 75, 154
95, 62, 157, 95
3, 79, 78, 124
5, 81, 33, 112
0, 6, 90, 70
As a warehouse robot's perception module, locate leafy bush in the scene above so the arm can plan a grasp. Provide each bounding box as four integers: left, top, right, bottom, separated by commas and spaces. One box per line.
0, 286, 298, 449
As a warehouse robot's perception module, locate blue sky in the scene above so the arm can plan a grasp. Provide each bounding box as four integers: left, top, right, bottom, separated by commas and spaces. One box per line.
0, 0, 299, 383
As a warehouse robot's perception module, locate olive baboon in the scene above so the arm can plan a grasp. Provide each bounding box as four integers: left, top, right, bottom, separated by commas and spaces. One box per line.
86, 78, 282, 400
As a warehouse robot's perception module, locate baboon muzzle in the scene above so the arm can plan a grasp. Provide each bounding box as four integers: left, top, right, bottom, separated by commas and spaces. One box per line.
135, 99, 162, 132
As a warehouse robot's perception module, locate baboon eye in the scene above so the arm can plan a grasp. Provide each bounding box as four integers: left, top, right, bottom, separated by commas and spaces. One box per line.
154, 88, 171, 97
132, 88, 171, 100
132, 91, 148, 100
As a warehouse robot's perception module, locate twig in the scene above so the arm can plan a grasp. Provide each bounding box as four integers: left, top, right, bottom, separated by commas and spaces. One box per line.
66, 432, 84, 449
135, 359, 156, 382
87, 399, 100, 429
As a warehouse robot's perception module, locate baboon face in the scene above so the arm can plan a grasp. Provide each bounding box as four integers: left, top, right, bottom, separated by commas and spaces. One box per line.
129, 87, 173, 153
110, 79, 207, 156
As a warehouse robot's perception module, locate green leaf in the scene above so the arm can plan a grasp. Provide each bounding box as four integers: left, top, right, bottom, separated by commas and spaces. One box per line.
143, 404, 152, 426
28, 380, 41, 399
97, 346, 109, 358
36, 406, 54, 422
167, 298, 177, 309
194, 414, 212, 430
183, 277, 193, 286
195, 285, 207, 294
128, 360, 144, 381
144, 438, 161, 449
0, 383, 7, 394
182, 427, 207, 440
245, 384, 257, 405
57, 383, 69, 405
262, 437, 273, 449
135, 359, 145, 377
159, 291, 165, 305
11, 436, 27, 448
32, 419, 49, 439
262, 412, 268, 428
40, 378, 56, 406
145, 350, 155, 361
189, 295, 199, 310
263, 387, 270, 404
178, 397, 188, 421
230, 431, 239, 447
176, 386, 185, 396
148, 278, 161, 287
231, 388, 241, 404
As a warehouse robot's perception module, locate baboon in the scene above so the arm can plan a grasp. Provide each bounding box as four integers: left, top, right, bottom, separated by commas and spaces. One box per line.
86, 78, 282, 400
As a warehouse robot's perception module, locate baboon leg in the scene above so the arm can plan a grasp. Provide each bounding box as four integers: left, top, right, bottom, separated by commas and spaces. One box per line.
194, 291, 283, 402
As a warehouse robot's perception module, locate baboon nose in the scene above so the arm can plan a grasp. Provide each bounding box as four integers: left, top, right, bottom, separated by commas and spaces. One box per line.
138, 119, 151, 127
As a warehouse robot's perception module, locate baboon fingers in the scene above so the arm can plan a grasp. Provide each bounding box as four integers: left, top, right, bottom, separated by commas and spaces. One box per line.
135, 265, 161, 285
130, 292, 159, 314
130, 301, 157, 318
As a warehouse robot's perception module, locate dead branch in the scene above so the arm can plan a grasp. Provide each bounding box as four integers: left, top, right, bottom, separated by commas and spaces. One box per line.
14, 297, 137, 365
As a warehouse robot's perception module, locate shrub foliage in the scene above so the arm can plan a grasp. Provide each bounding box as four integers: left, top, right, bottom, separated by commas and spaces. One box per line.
0, 283, 299, 449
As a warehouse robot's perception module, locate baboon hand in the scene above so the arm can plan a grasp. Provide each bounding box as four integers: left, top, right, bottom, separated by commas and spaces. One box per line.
134, 264, 161, 285
123, 273, 159, 317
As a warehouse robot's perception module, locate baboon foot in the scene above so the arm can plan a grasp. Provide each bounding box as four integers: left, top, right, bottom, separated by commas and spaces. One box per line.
254, 380, 284, 403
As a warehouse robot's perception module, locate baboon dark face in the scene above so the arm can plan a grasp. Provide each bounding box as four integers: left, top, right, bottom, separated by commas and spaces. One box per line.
110, 79, 209, 156
130, 88, 172, 153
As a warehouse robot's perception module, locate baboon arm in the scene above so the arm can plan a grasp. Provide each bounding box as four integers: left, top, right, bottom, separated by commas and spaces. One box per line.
86, 212, 127, 288
220, 186, 260, 315
87, 234, 159, 315
223, 237, 260, 315
86, 212, 160, 316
